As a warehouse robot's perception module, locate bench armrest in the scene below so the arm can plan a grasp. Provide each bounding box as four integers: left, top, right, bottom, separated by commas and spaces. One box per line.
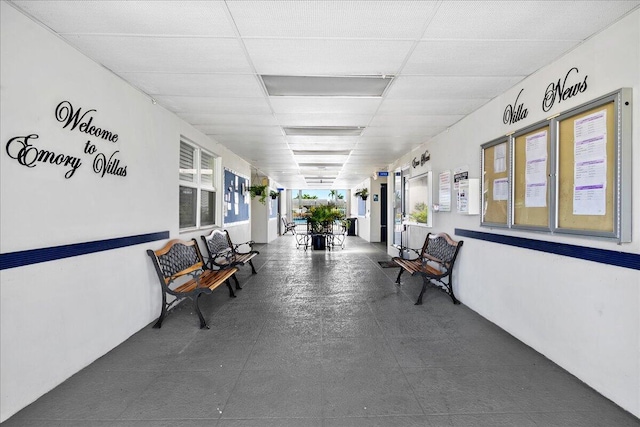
233, 240, 255, 253
394, 245, 422, 260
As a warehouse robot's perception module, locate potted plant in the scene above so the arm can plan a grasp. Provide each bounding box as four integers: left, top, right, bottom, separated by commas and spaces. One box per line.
354, 188, 369, 200
269, 190, 279, 199
249, 184, 268, 204
308, 205, 345, 249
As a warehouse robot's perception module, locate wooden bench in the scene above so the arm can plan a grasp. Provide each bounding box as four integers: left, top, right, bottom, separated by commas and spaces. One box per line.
281, 216, 296, 235
201, 229, 259, 287
392, 232, 463, 305
147, 239, 239, 329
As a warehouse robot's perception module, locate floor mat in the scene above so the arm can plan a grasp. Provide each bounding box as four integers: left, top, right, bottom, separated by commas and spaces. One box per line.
378, 261, 398, 268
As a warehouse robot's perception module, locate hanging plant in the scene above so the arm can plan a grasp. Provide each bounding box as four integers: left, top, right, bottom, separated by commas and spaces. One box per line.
269, 190, 279, 199
249, 185, 268, 204
354, 188, 369, 200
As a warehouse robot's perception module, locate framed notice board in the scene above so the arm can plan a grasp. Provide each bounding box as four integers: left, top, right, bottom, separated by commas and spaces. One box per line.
554, 90, 631, 241
481, 137, 509, 227
512, 122, 551, 230
478, 88, 631, 242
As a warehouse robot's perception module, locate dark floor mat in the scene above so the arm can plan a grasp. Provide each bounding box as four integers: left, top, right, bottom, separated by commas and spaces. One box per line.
378, 261, 398, 268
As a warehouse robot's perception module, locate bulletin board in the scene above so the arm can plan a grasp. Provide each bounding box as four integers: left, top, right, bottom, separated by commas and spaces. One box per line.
481, 138, 509, 226
513, 123, 551, 229
224, 168, 250, 224
556, 100, 615, 234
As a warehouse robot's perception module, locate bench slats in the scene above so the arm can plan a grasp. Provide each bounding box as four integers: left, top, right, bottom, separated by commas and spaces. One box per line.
392, 232, 463, 305
147, 238, 239, 329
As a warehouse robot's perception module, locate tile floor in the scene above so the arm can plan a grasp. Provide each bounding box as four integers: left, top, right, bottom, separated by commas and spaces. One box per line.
4, 236, 639, 426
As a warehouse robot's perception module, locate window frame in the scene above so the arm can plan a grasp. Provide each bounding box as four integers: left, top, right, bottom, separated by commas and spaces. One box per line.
179, 138, 219, 231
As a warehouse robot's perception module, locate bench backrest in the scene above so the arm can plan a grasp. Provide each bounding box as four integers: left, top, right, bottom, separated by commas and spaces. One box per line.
421, 232, 463, 267
147, 239, 205, 284
202, 229, 233, 256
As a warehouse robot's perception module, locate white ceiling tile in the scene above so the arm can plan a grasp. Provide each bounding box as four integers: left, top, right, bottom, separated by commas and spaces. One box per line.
369, 115, 464, 128
244, 39, 414, 75
62, 35, 252, 73
199, 125, 283, 136
154, 96, 272, 115
378, 98, 489, 115
119, 73, 264, 98
362, 126, 445, 138
404, 40, 579, 76
423, 1, 640, 40
179, 114, 278, 126
276, 114, 371, 127
227, 0, 439, 39
270, 98, 382, 115
13, 0, 236, 36
386, 76, 525, 99
211, 136, 287, 146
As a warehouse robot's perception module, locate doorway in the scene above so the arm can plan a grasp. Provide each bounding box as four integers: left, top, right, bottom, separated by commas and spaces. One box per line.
380, 183, 387, 243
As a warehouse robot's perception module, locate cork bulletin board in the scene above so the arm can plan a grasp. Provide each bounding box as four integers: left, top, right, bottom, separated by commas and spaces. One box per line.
481, 138, 509, 226
513, 124, 551, 229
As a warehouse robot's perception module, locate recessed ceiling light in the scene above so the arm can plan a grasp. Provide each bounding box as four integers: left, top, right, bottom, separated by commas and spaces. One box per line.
284, 127, 363, 136
262, 75, 393, 97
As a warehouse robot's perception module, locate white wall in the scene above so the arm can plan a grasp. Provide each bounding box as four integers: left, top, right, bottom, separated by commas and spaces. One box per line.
350, 179, 372, 241
388, 11, 640, 417
0, 3, 251, 421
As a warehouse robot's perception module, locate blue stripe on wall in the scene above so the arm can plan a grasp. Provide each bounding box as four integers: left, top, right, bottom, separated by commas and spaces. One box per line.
0, 231, 170, 270
454, 228, 640, 271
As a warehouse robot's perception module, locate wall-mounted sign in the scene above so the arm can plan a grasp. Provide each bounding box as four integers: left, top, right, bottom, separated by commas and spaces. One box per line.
377, 171, 389, 177
503, 88, 528, 125
4, 100, 128, 179
542, 67, 588, 112
412, 150, 430, 168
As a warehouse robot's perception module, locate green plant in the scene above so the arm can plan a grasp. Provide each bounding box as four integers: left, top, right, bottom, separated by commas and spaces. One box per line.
354, 188, 369, 200
249, 185, 268, 204
269, 190, 279, 199
308, 205, 345, 232
409, 202, 429, 223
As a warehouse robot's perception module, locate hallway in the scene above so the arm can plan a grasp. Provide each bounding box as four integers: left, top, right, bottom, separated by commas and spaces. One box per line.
4, 236, 637, 426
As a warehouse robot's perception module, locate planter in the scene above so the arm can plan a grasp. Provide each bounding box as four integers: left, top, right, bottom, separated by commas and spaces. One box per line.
311, 235, 326, 250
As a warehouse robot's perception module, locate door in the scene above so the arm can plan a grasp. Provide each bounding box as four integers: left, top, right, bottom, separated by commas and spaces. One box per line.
380, 183, 387, 242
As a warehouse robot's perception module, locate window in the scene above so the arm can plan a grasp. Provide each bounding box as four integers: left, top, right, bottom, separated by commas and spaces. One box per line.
179, 140, 217, 229
405, 172, 432, 227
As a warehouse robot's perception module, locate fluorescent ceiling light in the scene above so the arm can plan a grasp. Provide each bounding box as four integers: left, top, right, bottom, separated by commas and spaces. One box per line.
298, 163, 343, 168
292, 150, 351, 156
283, 126, 363, 136
262, 75, 393, 97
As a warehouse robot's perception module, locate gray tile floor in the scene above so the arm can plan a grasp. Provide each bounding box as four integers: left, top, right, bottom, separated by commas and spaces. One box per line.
4, 236, 639, 427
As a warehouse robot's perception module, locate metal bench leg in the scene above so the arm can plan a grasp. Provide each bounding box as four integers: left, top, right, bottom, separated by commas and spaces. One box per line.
415, 277, 429, 305
232, 273, 242, 290
248, 260, 257, 274
193, 294, 209, 329
446, 279, 460, 305
153, 292, 168, 328
225, 278, 237, 298
395, 268, 404, 284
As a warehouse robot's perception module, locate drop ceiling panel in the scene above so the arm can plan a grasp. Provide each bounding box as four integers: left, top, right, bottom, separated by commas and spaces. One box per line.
63, 36, 252, 73
13, 0, 236, 36
270, 98, 382, 115
227, 0, 438, 39
378, 98, 488, 115
362, 126, 445, 138
210, 135, 287, 146
178, 113, 278, 126
404, 40, 579, 76
276, 114, 372, 127
243, 39, 414, 75
286, 136, 359, 147
118, 73, 265, 97
199, 125, 283, 136
369, 114, 464, 128
423, 1, 640, 40
386, 76, 525, 99
154, 96, 272, 115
